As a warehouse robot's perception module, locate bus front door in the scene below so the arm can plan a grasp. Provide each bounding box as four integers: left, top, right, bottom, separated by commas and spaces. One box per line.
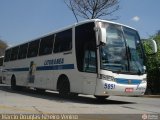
82, 50, 97, 94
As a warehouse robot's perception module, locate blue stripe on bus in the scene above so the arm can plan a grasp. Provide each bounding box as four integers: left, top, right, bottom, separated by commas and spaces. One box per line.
6, 64, 74, 72
6, 67, 29, 72
37, 64, 74, 71
115, 78, 141, 85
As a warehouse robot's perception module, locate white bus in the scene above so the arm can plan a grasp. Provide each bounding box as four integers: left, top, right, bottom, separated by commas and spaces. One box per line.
0, 56, 4, 83
3, 19, 157, 100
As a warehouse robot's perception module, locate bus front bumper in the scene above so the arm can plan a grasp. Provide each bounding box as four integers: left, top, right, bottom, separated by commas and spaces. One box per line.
94, 79, 147, 96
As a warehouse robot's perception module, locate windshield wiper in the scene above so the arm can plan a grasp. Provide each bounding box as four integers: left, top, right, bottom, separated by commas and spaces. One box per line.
112, 70, 141, 75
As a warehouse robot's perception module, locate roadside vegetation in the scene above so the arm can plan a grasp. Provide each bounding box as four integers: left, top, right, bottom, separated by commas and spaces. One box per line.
143, 31, 160, 94
0, 39, 7, 56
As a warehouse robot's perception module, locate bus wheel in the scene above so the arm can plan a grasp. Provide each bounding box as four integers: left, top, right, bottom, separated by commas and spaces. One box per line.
57, 75, 70, 97
94, 96, 109, 101
11, 75, 23, 91
70, 93, 79, 97
36, 88, 45, 93
11, 75, 17, 90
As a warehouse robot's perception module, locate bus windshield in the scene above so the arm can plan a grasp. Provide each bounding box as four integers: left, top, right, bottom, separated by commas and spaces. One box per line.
100, 23, 145, 75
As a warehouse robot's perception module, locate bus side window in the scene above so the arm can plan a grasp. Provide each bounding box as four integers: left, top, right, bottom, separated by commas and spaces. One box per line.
39, 35, 54, 56
54, 29, 72, 53
27, 40, 40, 58
10, 46, 19, 61
0, 57, 3, 66
4, 49, 11, 62
18, 43, 28, 59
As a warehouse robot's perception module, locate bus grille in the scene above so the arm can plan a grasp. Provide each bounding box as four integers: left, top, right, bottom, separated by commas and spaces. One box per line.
115, 78, 141, 85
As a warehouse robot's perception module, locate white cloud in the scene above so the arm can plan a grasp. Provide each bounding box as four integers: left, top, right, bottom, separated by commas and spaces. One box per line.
132, 16, 140, 22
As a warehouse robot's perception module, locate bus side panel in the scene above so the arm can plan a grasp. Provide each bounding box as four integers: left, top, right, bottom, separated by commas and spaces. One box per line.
52, 52, 83, 93
3, 60, 28, 86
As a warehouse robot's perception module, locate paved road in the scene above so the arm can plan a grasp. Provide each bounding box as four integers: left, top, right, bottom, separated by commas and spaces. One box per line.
0, 84, 159, 120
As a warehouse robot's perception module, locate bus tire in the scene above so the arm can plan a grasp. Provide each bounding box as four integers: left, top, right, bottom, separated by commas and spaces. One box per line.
94, 95, 109, 101
36, 88, 45, 93
11, 75, 17, 90
57, 75, 70, 97
11, 75, 23, 91
70, 92, 79, 97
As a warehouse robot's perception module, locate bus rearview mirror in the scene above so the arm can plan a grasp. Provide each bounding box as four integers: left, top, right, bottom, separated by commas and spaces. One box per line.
144, 39, 158, 55
151, 39, 158, 54
99, 28, 107, 45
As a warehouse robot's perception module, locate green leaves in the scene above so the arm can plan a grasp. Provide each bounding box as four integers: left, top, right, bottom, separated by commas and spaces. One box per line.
143, 33, 160, 94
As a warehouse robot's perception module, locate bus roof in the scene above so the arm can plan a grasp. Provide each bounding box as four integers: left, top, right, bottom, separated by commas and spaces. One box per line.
75, 19, 136, 30
7, 19, 137, 50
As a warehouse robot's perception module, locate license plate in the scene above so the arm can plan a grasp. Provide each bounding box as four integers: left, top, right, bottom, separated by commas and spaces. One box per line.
125, 88, 134, 93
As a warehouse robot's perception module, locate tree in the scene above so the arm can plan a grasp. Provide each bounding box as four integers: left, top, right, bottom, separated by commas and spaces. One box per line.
143, 33, 160, 94
0, 39, 7, 56
157, 30, 160, 35
64, 0, 120, 22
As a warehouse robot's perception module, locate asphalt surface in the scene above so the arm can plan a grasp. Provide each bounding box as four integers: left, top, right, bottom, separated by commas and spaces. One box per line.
0, 84, 159, 120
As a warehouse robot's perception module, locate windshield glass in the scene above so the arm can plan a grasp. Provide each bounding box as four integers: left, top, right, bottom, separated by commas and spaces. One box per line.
100, 23, 145, 74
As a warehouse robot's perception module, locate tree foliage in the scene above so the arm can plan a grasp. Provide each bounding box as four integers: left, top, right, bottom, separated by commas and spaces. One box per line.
0, 39, 7, 56
64, 0, 120, 22
157, 30, 160, 35
143, 32, 160, 94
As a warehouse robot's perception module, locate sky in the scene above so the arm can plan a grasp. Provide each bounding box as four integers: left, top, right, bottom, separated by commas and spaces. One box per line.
0, 0, 160, 46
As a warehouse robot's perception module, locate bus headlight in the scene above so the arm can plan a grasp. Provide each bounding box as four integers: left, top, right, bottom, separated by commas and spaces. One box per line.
141, 78, 147, 83
143, 78, 147, 81
99, 74, 115, 82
